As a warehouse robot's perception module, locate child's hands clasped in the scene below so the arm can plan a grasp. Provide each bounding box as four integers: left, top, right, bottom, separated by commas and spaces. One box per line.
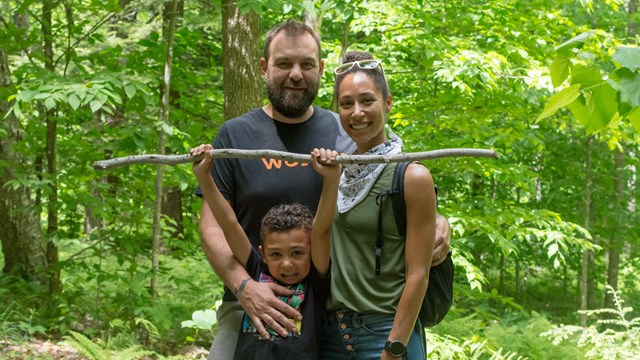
311, 148, 341, 181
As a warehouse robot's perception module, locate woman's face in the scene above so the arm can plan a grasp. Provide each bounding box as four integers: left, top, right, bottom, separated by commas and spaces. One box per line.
337, 72, 392, 153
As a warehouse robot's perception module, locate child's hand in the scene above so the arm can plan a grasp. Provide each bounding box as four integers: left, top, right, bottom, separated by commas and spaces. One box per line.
311, 148, 341, 181
190, 144, 214, 181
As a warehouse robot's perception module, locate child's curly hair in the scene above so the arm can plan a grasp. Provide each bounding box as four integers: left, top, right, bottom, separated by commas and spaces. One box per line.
260, 203, 313, 240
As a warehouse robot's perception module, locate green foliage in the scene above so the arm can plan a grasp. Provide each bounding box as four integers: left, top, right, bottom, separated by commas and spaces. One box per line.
542, 286, 640, 359
64, 330, 155, 360
181, 303, 219, 344
427, 312, 587, 359
538, 32, 640, 134
1, 0, 639, 358
0, 302, 46, 341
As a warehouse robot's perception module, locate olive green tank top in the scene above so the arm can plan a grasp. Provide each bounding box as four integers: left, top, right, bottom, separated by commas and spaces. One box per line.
327, 163, 406, 313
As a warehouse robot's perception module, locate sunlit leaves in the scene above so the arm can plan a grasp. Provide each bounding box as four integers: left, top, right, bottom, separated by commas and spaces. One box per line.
181, 309, 217, 330
536, 84, 582, 121
554, 31, 594, 56
619, 72, 640, 108
453, 250, 487, 291
550, 56, 571, 87
433, 50, 508, 96
629, 108, 640, 132
612, 46, 640, 72
10, 73, 150, 118
539, 32, 638, 134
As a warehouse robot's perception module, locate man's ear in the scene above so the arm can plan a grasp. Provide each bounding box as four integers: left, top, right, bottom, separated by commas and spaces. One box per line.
260, 58, 268, 79
319, 58, 325, 77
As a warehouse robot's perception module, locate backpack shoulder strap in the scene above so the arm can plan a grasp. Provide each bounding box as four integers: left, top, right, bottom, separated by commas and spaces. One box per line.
391, 161, 411, 236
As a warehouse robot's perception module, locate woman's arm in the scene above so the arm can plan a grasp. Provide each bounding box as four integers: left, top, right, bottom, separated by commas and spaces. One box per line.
384, 163, 436, 358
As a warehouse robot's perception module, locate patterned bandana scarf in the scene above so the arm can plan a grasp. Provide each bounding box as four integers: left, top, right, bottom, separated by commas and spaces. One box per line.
337, 129, 403, 214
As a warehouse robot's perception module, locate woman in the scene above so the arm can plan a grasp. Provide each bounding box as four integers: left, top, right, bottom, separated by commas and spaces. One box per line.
320, 51, 437, 360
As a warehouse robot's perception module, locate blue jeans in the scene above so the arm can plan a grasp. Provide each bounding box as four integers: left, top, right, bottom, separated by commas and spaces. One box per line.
320, 310, 426, 360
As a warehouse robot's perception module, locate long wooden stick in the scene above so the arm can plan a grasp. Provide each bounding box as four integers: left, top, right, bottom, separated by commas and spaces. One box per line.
93, 148, 498, 171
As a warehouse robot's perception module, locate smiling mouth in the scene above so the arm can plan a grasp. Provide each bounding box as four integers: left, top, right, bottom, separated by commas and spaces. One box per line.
281, 273, 298, 280
351, 123, 370, 130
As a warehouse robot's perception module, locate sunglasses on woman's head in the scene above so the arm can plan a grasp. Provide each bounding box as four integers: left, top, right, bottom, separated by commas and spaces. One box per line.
333, 59, 389, 89
333, 59, 385, 76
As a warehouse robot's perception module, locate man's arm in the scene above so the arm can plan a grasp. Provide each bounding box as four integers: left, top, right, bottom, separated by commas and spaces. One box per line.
199, 200, 302, 339
432, 214, 451, 266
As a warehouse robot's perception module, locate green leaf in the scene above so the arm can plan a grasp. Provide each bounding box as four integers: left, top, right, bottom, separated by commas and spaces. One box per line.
570, 65, 602, 87
124, 84, 137, 99
11, 103, 22, 119
181, 320, 196, 328
567, 83, 618, 134
555, 31, 593, 55
536, 84, 581, 121
547, 243, 558, 258
89, 100, 102, 113
68, 94, 80, 110
162, 122, 174, 135
550, 56, 571, 87
191, 309, 216, 330
132, 133, 145, 149
19, 90, 37, 102
612, 46, 640, 72
619, 72, 640, 108
44, 96, 56, 110
628, 107, 640, 132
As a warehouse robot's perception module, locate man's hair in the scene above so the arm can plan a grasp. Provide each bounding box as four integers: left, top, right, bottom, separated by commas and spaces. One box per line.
335, 50, 390, 100
260, 203, 313, 241
263, 19, 321, 62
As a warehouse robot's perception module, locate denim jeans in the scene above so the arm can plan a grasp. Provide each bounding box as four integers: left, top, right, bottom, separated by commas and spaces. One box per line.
320, 310, 426, 360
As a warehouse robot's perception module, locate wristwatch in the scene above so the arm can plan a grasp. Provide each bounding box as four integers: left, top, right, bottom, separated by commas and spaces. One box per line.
384, 339, 406, 358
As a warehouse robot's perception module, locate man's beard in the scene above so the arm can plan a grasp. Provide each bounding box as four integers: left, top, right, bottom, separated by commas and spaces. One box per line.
266, 79, 319, 119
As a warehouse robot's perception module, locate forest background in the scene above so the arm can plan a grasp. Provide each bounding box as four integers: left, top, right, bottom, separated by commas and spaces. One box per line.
1, 0, 639, 359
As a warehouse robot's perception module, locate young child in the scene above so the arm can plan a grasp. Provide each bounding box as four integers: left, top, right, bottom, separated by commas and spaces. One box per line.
191, 144, 340, 360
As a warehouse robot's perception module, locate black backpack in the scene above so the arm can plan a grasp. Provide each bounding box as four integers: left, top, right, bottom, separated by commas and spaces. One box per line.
375, 162, 454, 327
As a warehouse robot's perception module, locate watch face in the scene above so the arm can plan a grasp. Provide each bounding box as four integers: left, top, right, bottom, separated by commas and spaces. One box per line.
386, 340, 406, 356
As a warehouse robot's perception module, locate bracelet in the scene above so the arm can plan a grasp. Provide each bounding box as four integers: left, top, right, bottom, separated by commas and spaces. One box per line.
235, 278, 251, 296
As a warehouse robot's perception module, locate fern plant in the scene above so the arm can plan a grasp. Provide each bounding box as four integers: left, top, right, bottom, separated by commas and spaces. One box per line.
541, 285, 640, 359
64, 331, 156, 360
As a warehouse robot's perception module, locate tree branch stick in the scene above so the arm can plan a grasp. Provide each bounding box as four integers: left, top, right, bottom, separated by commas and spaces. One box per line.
93, 148, 498, 171
93, 148, 498, 170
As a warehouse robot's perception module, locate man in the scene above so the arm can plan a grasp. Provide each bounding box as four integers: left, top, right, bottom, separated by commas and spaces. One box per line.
197, 19, 452, 360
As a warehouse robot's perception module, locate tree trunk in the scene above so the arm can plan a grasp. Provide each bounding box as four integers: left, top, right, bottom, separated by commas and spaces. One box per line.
151, 0, 178, 297
0, 48, 49, 287
629, 0, 638, 37
162, 187, 184, 240
221, 0, 262, 120
580, 136, 592, 326
42, 0, 62, 295
604, 149, 625, 309
332, 19, 351, 111
159, 1, 184, 240
303, 0, 321, 35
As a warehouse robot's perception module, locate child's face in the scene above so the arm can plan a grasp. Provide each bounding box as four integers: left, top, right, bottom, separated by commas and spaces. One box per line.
259, 229, 311, 285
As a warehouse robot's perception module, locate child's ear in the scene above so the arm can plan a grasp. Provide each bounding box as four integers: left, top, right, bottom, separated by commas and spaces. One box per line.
258, 245, 265, 262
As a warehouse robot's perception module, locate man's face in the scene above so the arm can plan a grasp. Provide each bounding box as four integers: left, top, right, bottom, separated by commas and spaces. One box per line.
261, 32, 324, 119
